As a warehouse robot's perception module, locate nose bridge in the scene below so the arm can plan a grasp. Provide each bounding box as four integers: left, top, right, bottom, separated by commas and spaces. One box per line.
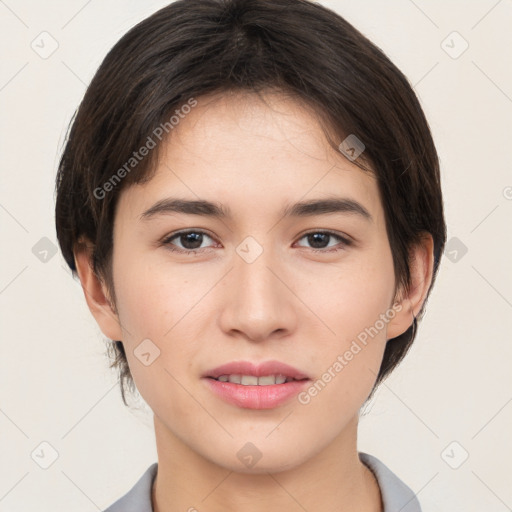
235, 233, 281, 311
220, 233, 295, 341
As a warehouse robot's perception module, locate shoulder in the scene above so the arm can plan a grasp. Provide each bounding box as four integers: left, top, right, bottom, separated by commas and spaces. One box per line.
359, 452, 422, 512
102, 462, 158, 512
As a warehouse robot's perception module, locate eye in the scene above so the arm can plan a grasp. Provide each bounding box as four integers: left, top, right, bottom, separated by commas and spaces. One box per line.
161, 230, 217, 254
295, 230, 352, 253
161, 229, 352, 255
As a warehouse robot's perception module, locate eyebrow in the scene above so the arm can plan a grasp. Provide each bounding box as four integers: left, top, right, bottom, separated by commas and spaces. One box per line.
140, 196, 372, 222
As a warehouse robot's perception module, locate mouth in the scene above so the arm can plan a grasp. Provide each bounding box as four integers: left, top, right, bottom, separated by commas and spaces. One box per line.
207, 374, 306, 385
202, 360, 311, 409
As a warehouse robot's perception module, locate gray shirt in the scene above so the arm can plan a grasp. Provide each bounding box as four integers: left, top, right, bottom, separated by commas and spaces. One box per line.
103, 451, 422, 511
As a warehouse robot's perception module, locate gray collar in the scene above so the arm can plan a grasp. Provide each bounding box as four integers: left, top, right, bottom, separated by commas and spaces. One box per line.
359, 452, 422, 511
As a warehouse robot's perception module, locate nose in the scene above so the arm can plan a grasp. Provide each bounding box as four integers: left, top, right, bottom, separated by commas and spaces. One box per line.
218, 240, 298, 343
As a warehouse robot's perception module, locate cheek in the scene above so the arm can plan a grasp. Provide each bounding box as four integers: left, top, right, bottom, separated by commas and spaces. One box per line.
112, 252, 192, 340
299, 281, 392, 423
302, 247, 395, 400
111, 254, 203, 392
319, 251, 396, 339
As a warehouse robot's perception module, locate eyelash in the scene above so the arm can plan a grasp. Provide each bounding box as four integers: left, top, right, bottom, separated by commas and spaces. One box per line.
160, 229, 353, 255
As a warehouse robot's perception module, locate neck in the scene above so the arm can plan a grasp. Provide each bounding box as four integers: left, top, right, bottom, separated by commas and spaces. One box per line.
151, 415, 382, 512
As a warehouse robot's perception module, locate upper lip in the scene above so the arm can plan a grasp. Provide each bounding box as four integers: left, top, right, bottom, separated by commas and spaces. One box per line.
204, 360, 310, 380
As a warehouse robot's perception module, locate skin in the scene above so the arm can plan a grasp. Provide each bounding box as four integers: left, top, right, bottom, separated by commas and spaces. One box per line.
75, 90, 434, 512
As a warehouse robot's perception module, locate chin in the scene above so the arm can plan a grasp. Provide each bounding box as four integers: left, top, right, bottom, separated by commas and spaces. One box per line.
203, 443, 310, 475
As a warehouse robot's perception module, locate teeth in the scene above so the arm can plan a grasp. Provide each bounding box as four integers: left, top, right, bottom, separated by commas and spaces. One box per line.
258, 375, 277, 385
215, 374, 292, 385
241, 375, 259, 385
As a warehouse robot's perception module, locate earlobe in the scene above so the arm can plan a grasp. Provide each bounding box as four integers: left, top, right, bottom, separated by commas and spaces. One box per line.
386, 233, 434, 340
73, 239, 123, 341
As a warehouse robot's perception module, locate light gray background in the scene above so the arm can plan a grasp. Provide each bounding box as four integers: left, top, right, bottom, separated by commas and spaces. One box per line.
1, 1, 511, 511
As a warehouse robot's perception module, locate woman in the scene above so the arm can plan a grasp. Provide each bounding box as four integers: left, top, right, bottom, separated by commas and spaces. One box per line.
55, 1, 446, 510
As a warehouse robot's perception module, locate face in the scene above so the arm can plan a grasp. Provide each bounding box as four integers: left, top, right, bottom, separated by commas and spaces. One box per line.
108, 91, 401, 473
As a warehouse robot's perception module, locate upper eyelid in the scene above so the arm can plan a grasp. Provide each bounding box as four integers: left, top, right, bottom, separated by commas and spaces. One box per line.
163, 229, 217, 244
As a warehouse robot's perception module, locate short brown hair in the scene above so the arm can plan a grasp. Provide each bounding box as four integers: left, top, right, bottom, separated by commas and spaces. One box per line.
55, 0, 446, 405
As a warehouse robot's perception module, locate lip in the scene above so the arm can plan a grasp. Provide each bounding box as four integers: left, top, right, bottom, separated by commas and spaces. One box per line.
203, 360, 310, 380
202, 360, 311, 410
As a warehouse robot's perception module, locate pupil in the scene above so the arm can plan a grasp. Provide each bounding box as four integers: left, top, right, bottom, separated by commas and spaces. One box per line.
309, 233, 328, 249
182, 232, 202, 249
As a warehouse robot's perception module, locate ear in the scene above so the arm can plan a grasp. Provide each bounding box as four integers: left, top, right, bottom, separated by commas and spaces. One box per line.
73, 238, 123, 341
386, 233, 434, 340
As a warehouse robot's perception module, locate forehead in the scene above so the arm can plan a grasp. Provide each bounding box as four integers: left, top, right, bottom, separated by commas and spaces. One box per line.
166, 90, 344, 167
116, 90, 381, 224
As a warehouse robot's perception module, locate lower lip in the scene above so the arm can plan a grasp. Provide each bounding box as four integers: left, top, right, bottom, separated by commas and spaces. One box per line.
203, 377, 310, 409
